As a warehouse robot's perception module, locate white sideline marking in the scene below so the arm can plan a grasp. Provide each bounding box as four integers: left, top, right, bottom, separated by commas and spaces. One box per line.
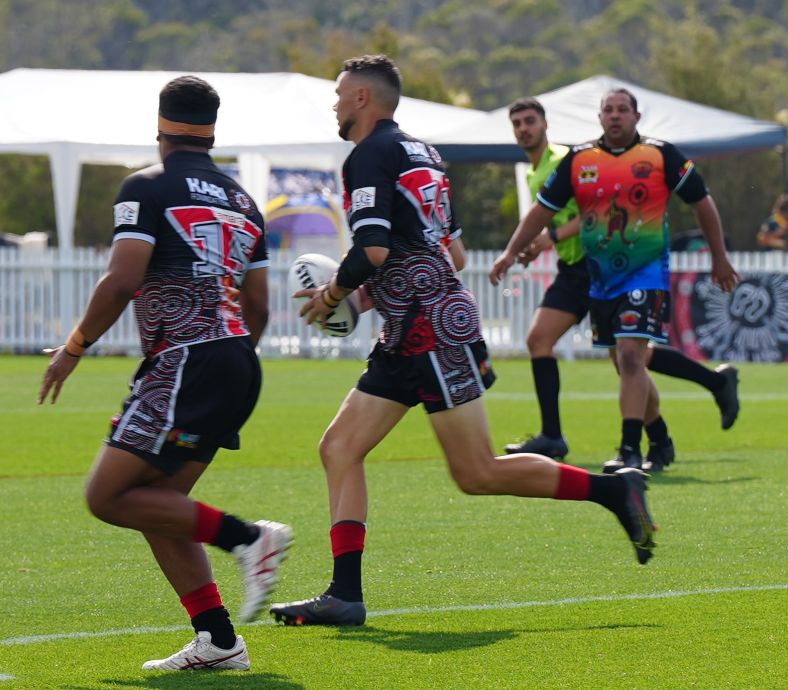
0, 674, 15, 681
1, 584, 785, 647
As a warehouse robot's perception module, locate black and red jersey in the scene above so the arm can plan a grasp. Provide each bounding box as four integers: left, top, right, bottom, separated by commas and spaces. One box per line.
112, 151, 267, 357
342, 119, 481, 351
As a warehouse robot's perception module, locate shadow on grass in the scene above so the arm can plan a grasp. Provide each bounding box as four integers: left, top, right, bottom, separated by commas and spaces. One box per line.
647, 473, 758, 486
335, 622, 659, 654
63, 672, 303, 690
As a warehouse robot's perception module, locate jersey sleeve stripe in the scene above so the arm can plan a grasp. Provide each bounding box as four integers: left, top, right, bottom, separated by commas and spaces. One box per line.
247, 259, 270, 270
352, 218, 392, 232
672, 161, 696, 192
536, 193, 563, 212
113, 231, 156, 245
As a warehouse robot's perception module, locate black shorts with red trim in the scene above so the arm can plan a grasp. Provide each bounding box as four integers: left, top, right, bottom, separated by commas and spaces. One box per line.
357, 341, 496, 414
107, 337, 261, 475
590, 288, 670, 348
540, 257, 590, 322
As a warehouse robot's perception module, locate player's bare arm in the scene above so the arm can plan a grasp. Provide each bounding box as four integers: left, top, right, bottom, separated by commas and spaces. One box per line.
692, 195, 740, 292
239, 267, 269, 344
521, 215, 582, 266
489, 203, 556, 285
38, 238, 153, 404
447, 237, 467, 271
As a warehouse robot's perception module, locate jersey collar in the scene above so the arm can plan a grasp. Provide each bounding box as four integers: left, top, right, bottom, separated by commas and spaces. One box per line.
596, 132, 642, 155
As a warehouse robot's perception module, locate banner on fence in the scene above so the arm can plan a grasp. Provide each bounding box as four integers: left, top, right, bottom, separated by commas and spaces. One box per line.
670, 271, 788, 362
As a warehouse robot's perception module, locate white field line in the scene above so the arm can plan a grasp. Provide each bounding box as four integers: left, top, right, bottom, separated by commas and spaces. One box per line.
0, 675, 15, 681
2, 584, 785, 647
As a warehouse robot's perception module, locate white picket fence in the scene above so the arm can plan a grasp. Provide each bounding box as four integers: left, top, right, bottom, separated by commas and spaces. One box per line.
1, 247, 786, 358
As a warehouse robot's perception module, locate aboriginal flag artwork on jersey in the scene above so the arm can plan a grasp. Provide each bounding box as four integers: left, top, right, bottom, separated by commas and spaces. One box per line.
112, 151, 267, 357
342, 120, 483, 352
538, 135, 707, 300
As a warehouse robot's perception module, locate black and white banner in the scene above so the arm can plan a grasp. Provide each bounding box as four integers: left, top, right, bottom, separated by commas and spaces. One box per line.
670, 272, 788, 362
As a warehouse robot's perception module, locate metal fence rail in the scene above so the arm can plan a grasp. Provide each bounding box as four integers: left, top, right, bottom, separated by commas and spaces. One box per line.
1, 247, 786, 358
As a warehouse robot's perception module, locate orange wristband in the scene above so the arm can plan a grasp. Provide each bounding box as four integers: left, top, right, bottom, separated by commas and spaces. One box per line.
64, 327, 93, 357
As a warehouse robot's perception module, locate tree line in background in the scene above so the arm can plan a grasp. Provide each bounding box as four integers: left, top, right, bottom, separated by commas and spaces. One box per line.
0, 0, 785, 249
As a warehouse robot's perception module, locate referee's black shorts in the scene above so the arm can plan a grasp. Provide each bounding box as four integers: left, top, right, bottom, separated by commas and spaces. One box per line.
540, 257, 590, 322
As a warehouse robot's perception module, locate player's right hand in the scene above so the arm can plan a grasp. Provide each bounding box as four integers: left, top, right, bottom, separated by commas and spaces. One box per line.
489, 250, 516, 286
38, 346, 81, 404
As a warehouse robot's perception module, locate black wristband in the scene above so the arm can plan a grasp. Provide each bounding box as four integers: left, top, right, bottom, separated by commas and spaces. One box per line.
336, 243, 378, 290
548, 226, 559, 244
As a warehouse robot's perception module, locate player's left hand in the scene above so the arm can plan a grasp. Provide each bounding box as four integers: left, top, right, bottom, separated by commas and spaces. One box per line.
295, 286, 334, 326
38, 346, 81, 404
711, 257, 740, 293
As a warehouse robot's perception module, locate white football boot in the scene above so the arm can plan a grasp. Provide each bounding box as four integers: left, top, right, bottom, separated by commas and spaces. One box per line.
142, 632, 250, 671
234, 520, 293, 623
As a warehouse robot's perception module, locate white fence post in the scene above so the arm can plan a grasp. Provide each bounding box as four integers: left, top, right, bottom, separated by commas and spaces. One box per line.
1, 247, 786, 358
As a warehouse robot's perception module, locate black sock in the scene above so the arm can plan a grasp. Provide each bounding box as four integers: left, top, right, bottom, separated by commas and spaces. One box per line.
213, 515, 260, 552
648, 346, 725, 393
621, 418, 643, 453
325, 551, 363, 602
532, 357, 562, 438
645, 416, 670, 445
191, 606, 236, 649
588, 473, 626, 512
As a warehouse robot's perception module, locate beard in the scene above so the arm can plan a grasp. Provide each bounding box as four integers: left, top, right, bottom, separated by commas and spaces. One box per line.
338, 115, 355, 141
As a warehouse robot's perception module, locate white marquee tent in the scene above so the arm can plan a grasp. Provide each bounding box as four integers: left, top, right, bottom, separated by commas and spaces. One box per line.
2, 70, 784, 248
0, 68, 485, 249
434, 74, 787, 162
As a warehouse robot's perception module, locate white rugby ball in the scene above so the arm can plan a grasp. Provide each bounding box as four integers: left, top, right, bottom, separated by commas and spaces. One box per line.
287, 253, 360, 337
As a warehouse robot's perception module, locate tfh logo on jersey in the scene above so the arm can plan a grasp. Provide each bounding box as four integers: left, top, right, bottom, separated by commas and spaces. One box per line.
398, 168, 453, 238
351, 187, 376, 213
113, 201, 140, 227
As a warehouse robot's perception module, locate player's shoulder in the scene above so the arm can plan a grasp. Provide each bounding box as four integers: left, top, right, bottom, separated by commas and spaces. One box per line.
640, 136, 669, 149
548, 142, 571, 158
570, 141, 596, 154
124, 163, 165, 185
116, 163, 164, 198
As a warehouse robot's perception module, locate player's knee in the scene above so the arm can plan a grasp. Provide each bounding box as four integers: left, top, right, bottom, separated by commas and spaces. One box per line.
449, 465, 495, 495
617, 348, 642, 377
84, 487, 114, 524
526, 329, 553, 356
318, 432, 357, 470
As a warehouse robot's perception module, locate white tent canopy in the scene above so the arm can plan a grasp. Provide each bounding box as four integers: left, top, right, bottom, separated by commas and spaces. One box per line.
0, 68, 484, 248
433, 74, 787, 162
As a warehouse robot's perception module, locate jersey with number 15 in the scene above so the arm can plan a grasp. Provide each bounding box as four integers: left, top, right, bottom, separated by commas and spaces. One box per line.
112, 150, 268, 357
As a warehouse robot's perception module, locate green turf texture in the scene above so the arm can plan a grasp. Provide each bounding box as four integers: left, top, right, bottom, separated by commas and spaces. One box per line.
0, 355, 785, 689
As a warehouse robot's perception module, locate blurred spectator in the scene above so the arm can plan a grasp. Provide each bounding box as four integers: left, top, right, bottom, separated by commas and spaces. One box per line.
756, 193, 788, 251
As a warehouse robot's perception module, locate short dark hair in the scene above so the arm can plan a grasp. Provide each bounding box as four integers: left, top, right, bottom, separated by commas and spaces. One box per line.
342, 54, 401, 110
602, 88, 638, 113
508, 97, 545, 119
158, 75, 220, 149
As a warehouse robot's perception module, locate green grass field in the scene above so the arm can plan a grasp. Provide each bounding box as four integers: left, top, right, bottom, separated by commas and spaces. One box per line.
0, 355, 786, 689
